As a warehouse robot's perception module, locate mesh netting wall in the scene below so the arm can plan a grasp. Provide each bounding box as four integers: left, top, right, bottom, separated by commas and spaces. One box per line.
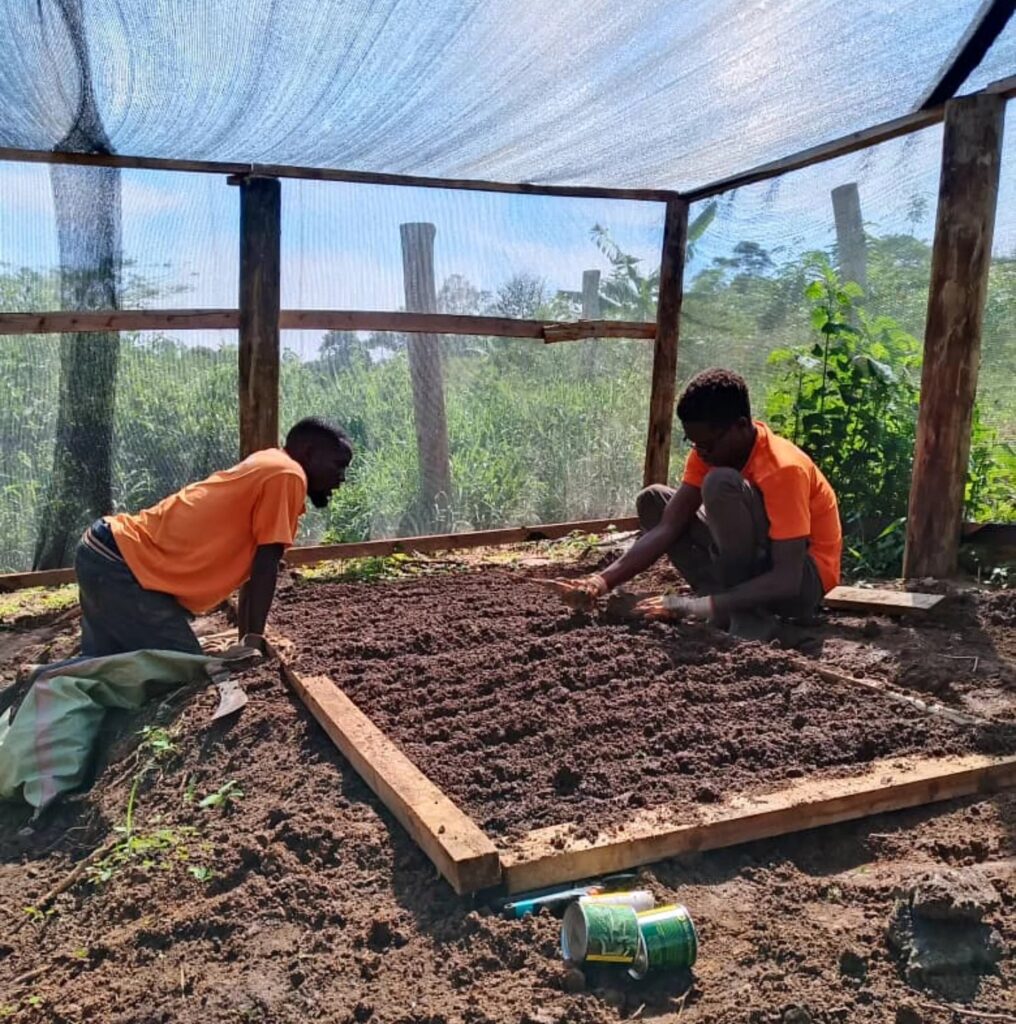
280, 181, 662, 545
0, 161, 238, 572
680, 128, 943, 527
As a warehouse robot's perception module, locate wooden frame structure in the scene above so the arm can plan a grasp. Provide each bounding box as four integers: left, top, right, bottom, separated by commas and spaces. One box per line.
0, 63, 1014, 580
268, 633, 1016, 894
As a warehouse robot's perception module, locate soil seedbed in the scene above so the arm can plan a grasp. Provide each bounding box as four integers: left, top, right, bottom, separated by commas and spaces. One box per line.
272, 568, 1011, 840
1, 597, 1014, 1022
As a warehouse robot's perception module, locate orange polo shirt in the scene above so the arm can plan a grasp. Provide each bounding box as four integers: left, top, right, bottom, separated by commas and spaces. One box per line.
682, 421, 842, 593
107, 449, 307, 614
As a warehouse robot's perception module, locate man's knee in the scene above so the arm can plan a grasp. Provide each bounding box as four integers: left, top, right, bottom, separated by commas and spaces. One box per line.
636, 484, 673, 530
700, 467, 746, 506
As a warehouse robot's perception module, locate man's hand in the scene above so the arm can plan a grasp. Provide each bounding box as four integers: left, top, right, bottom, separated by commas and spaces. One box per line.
536, 574, 609, 610
634, 594, 714, 621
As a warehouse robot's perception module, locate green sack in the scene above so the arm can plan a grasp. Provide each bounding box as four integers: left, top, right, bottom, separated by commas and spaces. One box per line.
0, 649, 222, 811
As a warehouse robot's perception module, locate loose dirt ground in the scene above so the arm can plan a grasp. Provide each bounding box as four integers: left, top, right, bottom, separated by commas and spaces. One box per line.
0, 549, 1013, 1023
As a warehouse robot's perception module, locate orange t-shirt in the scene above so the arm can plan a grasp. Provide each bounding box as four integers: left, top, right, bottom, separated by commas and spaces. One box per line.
108, 449, 308, 614
682, 421, 842, 593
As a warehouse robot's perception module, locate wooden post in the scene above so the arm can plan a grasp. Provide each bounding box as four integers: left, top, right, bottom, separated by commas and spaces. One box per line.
643, 198, 688, 486
581, 269, 601, 376
238, 176, 281, 458
904, 94, 1005, 578
581, 270, 601, 319
831, 183, 867, 295
400, 223, 452, 528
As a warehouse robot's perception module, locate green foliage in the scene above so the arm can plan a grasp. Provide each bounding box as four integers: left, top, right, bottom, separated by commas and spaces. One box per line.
766, 257, 922, 575
199, 780, 244, 810
89, 825, 197, 883
766, 257, 1016, 576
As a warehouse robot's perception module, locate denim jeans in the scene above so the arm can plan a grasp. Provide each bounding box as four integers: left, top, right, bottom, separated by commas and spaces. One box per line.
74, 521, 202, 657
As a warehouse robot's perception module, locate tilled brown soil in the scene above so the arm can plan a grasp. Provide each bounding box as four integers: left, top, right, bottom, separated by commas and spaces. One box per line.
0, 558, 1014, 1023
800, 585, 1016, 724
271, 569, 1011, 839
0, 620, 1013, 1023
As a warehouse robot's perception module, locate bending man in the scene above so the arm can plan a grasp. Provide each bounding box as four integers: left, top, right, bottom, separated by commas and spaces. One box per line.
75, 417, 352, 656
546, 369, 841, 640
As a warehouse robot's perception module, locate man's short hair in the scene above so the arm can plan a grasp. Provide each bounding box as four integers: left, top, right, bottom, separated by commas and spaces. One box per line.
676, 368, 752, 425
285, 417, 351, 454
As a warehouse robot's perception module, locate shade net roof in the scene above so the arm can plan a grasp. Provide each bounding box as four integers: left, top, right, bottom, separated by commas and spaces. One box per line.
0, 0, 1012, 192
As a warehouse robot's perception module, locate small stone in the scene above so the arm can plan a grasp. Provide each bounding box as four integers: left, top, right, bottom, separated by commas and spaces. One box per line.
353, 1001, 374, 1023
561, 966, 585, 993
783, 1008, 813, 1024
911, 870, 999, 923
838, 948, 867, 980
895, 1004, 923, 1024
601, 989, 626, 1011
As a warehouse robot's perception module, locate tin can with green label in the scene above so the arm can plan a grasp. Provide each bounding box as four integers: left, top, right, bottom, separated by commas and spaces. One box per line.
629, 904, 698, 979
561, 902, 640, 966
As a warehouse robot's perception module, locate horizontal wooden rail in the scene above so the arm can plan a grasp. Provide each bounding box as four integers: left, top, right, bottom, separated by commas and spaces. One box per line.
684, 74, 1016, 202
0, 310, 240, 333
0, 146, 674, 202
0, 309, 655, 341
283, 517, 640, 567
279, 310, 655, 340
0, 517, 639, 592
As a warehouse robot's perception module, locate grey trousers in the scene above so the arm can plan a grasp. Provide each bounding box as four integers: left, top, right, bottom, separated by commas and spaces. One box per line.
75, 524, 202, 658
636, 469, 824, 638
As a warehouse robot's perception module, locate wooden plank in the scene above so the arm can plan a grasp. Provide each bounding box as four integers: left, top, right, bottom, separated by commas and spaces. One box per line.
275, 662, 501, 894
249, 163, 676, 202
283, 516, 640, 568
238, 176, 282, 457
0, 309, 655, 340
823, 586, 944, 615
500, 754, 1016, 894
0, 310, 240, 334
0, 517, 640, 593
0, 147, 674, 202
904, 94, 1006, 578
682, 75, 1015, 203
918, 0, 1016, 109
0, 568, 76, 592
643, 198, 688, 486
0, 147, 250, 176
543, 320, 656, 343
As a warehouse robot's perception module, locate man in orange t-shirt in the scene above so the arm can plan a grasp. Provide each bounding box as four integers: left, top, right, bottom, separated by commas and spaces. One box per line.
543, 369, 841, 640
74, 417, 352, 657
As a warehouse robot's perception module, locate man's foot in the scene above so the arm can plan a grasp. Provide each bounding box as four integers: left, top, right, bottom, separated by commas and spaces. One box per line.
728, 610, 779, 642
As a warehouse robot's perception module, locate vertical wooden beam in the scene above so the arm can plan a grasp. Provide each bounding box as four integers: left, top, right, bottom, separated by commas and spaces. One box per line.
581, 269, 601, 376
238, 176, 281, 458
643, 198, 688, 486
832, 183, 867, 295
400, 223, 452, 528
904, 94, 1005, 578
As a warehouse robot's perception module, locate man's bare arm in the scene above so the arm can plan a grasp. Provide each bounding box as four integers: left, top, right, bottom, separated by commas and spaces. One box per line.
237, 543, 285, 639
600, 483, 702, 591
712, 537, 808, 614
